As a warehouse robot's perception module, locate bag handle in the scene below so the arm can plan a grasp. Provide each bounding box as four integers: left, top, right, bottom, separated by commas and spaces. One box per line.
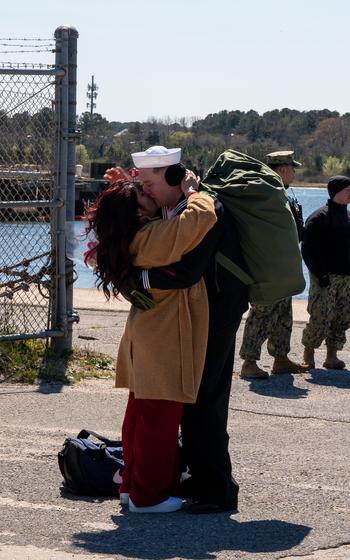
77, 429, 121, 447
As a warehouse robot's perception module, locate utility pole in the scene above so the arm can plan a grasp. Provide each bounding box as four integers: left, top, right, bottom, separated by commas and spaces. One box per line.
86, 75, 98, 117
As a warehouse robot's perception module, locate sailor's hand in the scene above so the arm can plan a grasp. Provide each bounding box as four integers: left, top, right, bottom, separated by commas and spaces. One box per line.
181, 170, 200, 198
103, 167, 130, 184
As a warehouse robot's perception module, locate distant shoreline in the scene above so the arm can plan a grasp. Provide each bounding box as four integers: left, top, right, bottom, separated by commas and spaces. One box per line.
294, 182, 326, 188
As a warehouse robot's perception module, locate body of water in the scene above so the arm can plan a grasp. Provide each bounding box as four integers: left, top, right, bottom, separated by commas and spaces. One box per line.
290, 187, 328, 299
1, 187, 330, 298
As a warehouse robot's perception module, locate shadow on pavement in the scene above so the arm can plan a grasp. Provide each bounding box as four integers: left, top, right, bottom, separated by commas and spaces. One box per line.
0, 389, 38, 395
247, 374, 309, 399
73, 514, 310, 558
60, 487, 117, 503
306, 367, 350, 389
0, 383, 65, 395
36, 381, 65, 394
35, 348, 76, 394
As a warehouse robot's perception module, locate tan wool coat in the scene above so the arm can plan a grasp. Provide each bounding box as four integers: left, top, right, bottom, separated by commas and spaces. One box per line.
115, 193, 217, 403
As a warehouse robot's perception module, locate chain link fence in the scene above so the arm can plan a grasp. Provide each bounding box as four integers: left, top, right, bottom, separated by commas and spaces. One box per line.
0, 68, 57, 337
0, 27, 78, 345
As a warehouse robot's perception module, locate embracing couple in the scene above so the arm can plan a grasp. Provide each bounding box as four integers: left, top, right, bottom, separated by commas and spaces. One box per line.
85, 145, 248, 514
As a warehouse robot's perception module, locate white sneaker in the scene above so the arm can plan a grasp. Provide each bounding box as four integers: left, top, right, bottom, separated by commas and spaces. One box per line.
119, 492, 129, 505
129, 497, 183, 513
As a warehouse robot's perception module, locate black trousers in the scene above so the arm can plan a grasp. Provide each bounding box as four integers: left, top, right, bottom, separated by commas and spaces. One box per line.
181, 315, 242, 507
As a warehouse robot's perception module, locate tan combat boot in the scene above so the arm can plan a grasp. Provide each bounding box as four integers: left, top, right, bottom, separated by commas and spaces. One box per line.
271, 355, 309, 374
240, 360, 269, 379
302, 347, 315, 369
323, 346, 345, 370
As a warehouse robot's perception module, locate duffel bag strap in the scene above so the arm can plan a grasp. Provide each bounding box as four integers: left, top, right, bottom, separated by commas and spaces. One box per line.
77, 429, 121, 447
215, 251, 254, 286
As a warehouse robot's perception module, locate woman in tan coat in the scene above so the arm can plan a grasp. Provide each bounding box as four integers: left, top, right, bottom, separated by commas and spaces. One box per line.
85, 178, 216, 513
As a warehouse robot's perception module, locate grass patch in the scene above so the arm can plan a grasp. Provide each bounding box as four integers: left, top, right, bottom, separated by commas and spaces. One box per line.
0, 339, 114, 384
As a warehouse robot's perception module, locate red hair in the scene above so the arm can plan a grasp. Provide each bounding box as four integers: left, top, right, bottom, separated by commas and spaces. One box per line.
85, 181, 140, 299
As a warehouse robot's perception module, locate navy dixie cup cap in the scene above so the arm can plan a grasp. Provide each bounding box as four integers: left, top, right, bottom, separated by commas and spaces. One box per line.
131, 146, 181, 169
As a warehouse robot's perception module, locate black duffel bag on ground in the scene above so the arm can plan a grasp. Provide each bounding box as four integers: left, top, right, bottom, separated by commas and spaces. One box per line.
58, 429, 123, 497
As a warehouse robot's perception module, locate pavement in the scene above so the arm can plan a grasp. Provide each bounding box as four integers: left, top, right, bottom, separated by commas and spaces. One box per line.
1, 288, 350, 560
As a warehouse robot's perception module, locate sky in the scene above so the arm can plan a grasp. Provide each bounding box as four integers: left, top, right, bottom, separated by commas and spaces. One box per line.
1, 0, 350, 123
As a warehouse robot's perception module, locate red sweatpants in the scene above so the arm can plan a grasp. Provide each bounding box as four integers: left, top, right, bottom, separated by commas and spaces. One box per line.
119, 392, 183, 507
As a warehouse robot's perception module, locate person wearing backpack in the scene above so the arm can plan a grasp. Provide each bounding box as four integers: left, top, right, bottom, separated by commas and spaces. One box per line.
130, 146, 249, 514
239, 151, 307, 379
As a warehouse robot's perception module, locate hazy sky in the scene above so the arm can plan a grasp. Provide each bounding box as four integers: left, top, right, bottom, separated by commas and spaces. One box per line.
1, 0, 350, 123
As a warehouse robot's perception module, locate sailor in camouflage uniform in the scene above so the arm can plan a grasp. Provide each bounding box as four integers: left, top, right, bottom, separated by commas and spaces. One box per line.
240, 151, 307, 379
302, 175, 350, 369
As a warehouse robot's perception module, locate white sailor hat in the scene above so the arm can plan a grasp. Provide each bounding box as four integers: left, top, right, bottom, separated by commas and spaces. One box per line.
131, 145, 181, 169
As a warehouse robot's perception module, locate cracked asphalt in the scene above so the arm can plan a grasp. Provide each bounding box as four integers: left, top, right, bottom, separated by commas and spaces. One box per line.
1, 300, 350, 560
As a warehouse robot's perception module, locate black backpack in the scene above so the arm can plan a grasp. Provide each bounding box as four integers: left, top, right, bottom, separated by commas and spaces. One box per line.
58, 429, 123, 497
288, 193, 304, 242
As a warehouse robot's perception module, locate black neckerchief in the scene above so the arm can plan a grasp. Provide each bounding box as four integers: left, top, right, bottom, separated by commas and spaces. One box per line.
161, 194, 187, 219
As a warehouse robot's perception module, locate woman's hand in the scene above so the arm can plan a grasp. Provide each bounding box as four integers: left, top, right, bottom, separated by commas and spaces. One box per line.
181, 169, 200, 198
83, 241, 98, 269
103, 167, 130, 184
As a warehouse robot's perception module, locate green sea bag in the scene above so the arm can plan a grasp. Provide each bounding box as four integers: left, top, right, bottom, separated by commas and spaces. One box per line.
200, 149, 305, 304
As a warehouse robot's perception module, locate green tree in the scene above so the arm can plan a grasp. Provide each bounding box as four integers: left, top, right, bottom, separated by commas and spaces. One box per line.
168, 131, 193, 147
322, 156, 345, 176
70, 107, 350, 182
236, 110, 264, 142
76, 144, 91, 172
300, 155, 323, 178
146, 130, 160, 145
312, 118, 346, 157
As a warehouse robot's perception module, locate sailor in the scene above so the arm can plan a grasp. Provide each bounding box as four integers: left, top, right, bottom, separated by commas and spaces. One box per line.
131, 145, 248, 513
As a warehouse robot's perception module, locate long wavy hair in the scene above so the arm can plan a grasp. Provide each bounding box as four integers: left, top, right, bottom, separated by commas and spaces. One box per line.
84, 181, 141, 299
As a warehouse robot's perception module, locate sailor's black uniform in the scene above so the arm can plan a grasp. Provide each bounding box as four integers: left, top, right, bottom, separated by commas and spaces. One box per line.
142, 197, 248, 509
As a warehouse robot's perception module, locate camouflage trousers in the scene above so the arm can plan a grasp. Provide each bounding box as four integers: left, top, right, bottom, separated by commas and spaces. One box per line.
239, 297, 293, 360
302, 274, 350, 350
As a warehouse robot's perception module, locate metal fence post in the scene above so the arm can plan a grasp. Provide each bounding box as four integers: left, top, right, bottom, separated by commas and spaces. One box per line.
66, 26, 80, 347
51, 25, 79, 353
